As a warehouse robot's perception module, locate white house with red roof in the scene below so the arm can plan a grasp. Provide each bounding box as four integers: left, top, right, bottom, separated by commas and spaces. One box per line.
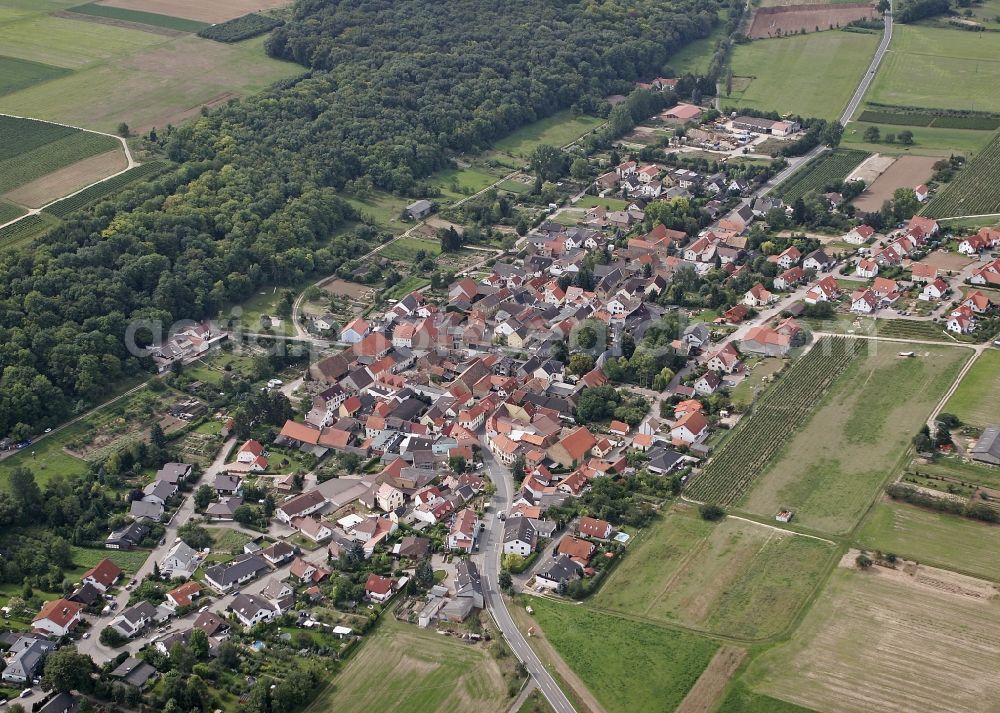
845, 224, 875, 245
670, 411, 709, 444
970, 259, 1000, 286
920, 277, 949, 301
340, 318, 369, 344
851, 289, 878, 314
743, 283, 776, 308
32, 599, 83, 637
804, 276, 840, 304
855, 258, 878, 279
448, 509, 478, 552
365, 574, 395, 603
914, 184, 929, 202
82, 558, 122, 592
963, 290, 993, 314
707, 343, 741, 374
236, 440, 265, 464
947, 305, 977, 334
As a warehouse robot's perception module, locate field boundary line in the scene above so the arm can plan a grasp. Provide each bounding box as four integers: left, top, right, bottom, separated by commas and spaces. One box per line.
0, 112, 139, 233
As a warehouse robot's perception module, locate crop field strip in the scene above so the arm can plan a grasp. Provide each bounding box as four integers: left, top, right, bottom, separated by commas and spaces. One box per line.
873, 318, 951, 341
197, 13, 283, 43
776, 149, 869, 203
0, 55, 72, 97
0, 200, 26, 224
923, 131, 1000, 217
0, 116, 119, 193
857, 106, 1000, 131
44, 160, 171, 217
68, 2, 210, 32
0, 213, 58, 250
686, 337, 858, 505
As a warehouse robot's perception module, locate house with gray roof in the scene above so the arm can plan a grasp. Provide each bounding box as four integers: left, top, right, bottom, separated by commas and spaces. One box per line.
971, 426, 1000, 466
1, 636, 55, 683
203, 553, 268, 593
535, 553, 581, 591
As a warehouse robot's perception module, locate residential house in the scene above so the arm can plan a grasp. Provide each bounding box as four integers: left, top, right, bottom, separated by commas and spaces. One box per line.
920, 277, 949, 301
855, 259, 879, 278
548, 426, 597, 468
535, 554, 581, 591
32, 599, 82, 637
365, 574, 395, 603
448, 509, 478, 552
165, 581, 202, 610
1, 636, 55, 683
743, 283, 775, 308
557, 536, 595, 566
291, 516, 333, 543
105, 521, 148, 550
803, 249, 834, 272
110, 601, 158, 639
203, 553, 269, 593
82, 559, 122, 592
276, 490, 328, 524
671, 410, 709, 444
844, 225, 875, 245
578, 516, 613, 540
503, 517, 537, 557
707, 343, 740, 374
230, 593, 278, 627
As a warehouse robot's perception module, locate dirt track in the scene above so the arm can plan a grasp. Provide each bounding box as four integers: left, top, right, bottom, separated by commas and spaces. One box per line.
675, 646, 747, 713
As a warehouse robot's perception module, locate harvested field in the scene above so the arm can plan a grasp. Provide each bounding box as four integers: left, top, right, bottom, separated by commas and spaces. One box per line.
747, 562, 1000, 713
323, 279, 373, 300
96, 0, 290, 24
3, 148, 127, 208
748, 4, 878, 39
675, 646, 747, 713
918, 251, 974, 271
845, 152, 894, 184
852, 155, 937, 212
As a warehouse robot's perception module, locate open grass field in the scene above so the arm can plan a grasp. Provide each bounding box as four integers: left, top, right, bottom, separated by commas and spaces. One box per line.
574, 194, 630, 211
665, 15, 728, 75
842, 119, 996, 157
857, 500, 1000, 580
384, 275, 431, 301
592, 507, 836, 640
3, 147, 128, 208
715, 685, 816, 713
0, 55, 71, 96
527, 596, 718, 713
866, 25, 1000, 113
0, 3, 299, 133
740, 342, 970, 534
380, 236, 441, 262
489, 111, 603, 159
70, 545, 148, 574
0, 433, 90, 491
725, 31, 879, 120
0, 115, 119, 193
69, 2, 209, 32
943, 348, 1000, 427
304, 614, 512, 713
923, 131, 1000, 217
744, 564, 1000, 713
342, 191, 410, 232
434, 165, 506, 201
0, 32, 301, 133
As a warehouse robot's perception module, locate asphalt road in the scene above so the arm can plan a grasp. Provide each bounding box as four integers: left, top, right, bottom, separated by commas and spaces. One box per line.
841, 10, 894, 126
477, 443, 578, 713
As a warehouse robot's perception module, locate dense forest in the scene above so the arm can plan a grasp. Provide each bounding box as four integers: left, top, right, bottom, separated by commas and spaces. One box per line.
0, 0, 725, 437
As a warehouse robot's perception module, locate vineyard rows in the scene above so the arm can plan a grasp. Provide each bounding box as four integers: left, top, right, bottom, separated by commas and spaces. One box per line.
0, 214, 56, 251
776, 149, 869, 203
45, 161, 170, 218
0, 115, 77, 162
874, 319, 949, 341
685, 337, 858, 505
923, 132, 1000, 218
0, 129, 118, 193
